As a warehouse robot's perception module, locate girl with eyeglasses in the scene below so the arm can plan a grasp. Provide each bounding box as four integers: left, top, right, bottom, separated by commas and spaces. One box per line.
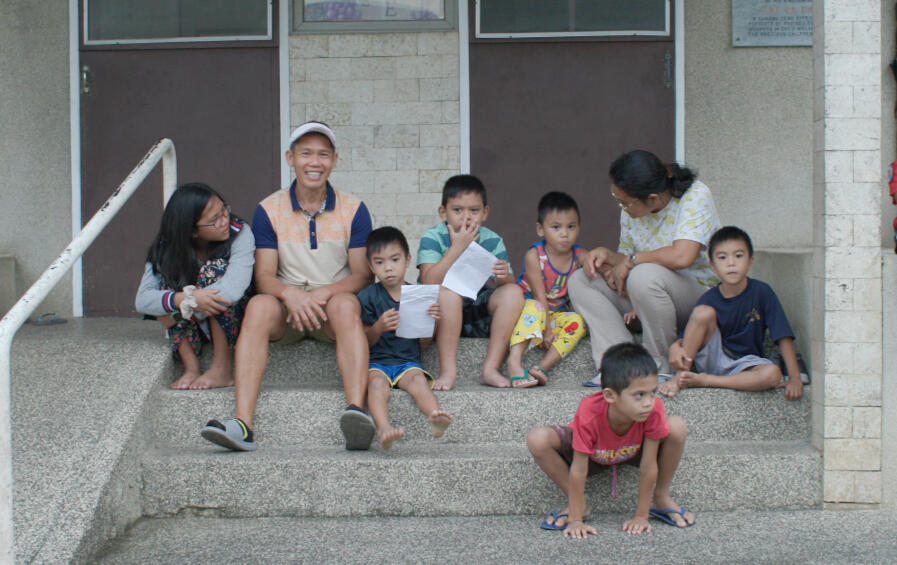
135, 183, 255, 389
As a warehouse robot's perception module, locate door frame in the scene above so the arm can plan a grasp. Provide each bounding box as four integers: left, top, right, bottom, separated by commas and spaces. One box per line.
67, 0, 291, 317
458, 0, 685, 174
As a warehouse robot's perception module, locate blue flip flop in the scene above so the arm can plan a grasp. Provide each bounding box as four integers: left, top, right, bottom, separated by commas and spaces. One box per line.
649, 506, 694, 527
540, 510, 569, 530
581, 373, 602, 387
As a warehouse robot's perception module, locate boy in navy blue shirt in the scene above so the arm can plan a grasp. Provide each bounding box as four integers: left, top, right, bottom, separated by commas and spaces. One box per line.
359, 227, 452, 449
659, 226, 804, 400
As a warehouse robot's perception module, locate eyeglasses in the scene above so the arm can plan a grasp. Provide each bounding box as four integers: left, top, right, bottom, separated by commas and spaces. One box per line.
196, 204, 231, 228
612, 195, 637, 210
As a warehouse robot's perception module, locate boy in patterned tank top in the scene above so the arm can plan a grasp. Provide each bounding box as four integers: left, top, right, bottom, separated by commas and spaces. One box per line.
505, 192, 587, 388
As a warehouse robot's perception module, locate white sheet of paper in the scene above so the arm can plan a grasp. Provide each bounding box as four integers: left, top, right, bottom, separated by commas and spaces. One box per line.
441, 241, 497, 299
395, 284, 440, 339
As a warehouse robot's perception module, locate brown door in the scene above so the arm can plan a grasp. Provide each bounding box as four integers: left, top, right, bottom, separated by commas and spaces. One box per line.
80, 1, 279, 316
470, 1, 675, 265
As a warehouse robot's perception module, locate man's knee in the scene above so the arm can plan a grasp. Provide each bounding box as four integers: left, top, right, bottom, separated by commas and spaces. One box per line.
242, 294, 284, 332
326, 293, 361, 324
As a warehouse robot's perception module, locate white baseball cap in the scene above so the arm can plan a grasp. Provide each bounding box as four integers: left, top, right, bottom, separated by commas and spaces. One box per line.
288, 121, 336, 149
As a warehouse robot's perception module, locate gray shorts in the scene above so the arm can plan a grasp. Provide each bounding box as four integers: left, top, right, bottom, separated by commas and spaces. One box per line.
693, 329, 772, 376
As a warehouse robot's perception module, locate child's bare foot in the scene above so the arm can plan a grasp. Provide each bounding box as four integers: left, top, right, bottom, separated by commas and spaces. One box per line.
651, 494, 695, 527
433, 373, 457, 391
528, 365, 548, 385
679, 370, 710, 389
481, 368, 511, 388
170, 370, 200, 390
379, 427, 404, 450
428, 410, 452, 438
658, 373, 682, 397
189, 365, 234, 390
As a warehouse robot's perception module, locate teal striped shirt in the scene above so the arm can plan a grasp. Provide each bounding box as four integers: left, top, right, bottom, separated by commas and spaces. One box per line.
416, 222, 511, 285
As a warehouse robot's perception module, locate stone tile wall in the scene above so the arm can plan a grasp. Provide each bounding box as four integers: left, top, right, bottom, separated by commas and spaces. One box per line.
289, 32, 460, 280
814, 0, 883, 504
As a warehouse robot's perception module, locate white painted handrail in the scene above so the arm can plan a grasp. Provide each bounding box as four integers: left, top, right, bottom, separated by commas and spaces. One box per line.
0, 138, 177, 561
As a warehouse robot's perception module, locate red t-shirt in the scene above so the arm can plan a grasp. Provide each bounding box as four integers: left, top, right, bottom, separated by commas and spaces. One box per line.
570, 393, 669, 465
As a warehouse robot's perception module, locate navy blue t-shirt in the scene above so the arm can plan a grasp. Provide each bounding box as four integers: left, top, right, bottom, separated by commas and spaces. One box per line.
358, 282, 422, 365
696, 278, 794, 359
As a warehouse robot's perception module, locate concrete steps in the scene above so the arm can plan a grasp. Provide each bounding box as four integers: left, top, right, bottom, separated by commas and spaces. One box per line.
141, 441, 819, 517
141, 338, 821, 520
91, 510, 897, 565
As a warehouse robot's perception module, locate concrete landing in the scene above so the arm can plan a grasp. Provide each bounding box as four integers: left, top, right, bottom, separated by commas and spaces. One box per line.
11, 318, 168, 564
92, 510, 897, 565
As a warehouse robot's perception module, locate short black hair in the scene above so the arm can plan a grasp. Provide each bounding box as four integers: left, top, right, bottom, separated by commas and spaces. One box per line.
442, 174, 487, 207
708, 226, 754, 258
366, 226, 410, 259
537, 191, 580, 224
600, 343, 657, 393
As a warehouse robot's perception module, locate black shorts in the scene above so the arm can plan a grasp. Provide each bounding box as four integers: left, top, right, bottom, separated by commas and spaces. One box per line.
460, 286, 495, 338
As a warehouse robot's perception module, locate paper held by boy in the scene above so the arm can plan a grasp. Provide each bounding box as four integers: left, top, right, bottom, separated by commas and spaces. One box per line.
441, 241, 497, 300
395, 284, 441, 339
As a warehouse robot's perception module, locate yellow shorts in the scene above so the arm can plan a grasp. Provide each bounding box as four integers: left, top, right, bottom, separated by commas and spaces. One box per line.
509, 299, 586, 358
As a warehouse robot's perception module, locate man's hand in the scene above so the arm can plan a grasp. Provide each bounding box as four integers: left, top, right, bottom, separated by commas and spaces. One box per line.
192, 288, 231, 315
668, 339, 692, 371
492, 259, 510, 279
448, 219, 480, 249
622, 515, 652, 535
426, 302, 441, 321
375, 308, 400, 333
563, 520, 597, 540
283, 286, 328, 331
581, 247, 610, 280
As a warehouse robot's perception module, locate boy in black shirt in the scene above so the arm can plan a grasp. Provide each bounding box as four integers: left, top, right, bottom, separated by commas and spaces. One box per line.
359, 227, 452, 449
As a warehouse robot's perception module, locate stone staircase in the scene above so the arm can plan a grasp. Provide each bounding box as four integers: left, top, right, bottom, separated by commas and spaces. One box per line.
136, 338, 821, 521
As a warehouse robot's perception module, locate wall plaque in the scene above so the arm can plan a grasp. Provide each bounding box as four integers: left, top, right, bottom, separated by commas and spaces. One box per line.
732, 0, 812, 47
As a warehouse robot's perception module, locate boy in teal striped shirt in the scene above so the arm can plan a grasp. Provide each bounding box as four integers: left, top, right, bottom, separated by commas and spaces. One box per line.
417, 175, 525, 390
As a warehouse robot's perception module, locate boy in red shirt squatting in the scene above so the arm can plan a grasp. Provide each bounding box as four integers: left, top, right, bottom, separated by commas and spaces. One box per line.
526, 342, 694, 537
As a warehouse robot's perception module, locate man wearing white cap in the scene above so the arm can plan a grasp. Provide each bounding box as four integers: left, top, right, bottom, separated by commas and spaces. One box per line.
201, 121, 376, 451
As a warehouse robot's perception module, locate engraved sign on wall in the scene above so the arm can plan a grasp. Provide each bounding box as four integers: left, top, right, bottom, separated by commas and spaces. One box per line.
732, 0, 812, 47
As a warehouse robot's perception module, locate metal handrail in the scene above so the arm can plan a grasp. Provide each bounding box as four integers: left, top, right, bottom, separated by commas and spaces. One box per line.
0, 138, 177, 560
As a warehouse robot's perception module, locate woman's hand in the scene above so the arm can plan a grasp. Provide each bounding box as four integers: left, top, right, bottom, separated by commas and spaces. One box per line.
192, 288, 231, 316
610, 261, 632, 297
581, 247, 611, 280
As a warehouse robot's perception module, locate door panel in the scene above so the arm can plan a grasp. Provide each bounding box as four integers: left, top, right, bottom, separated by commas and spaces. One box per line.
81, 44, 278, 316
470, 36, 674, 267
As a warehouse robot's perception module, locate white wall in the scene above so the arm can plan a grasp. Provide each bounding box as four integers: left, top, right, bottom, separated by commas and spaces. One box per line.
0, 0, 73, 317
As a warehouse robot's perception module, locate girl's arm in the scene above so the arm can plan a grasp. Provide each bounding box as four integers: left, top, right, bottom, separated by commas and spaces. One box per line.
203, 227, 255, 302
135, 262, 179, 316
625, 438, 660, 534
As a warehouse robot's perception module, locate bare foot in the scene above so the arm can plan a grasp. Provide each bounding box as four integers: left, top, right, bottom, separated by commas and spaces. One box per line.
189, 365, 234, 390
528, 365, 548, 385
651, 494, 695, 527
658, 373, 682, 397
481, 368, 511, 388
506, 358, 525, 383
678, 370, 710, 389
379, 427, 405, 450
170, 370, 200, 390
429, 410, 452, 438
433, 374, 457, 391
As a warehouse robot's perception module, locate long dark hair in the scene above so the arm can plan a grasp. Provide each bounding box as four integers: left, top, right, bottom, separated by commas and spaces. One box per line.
609, 150, 696, 200
146, 183, 239, 289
